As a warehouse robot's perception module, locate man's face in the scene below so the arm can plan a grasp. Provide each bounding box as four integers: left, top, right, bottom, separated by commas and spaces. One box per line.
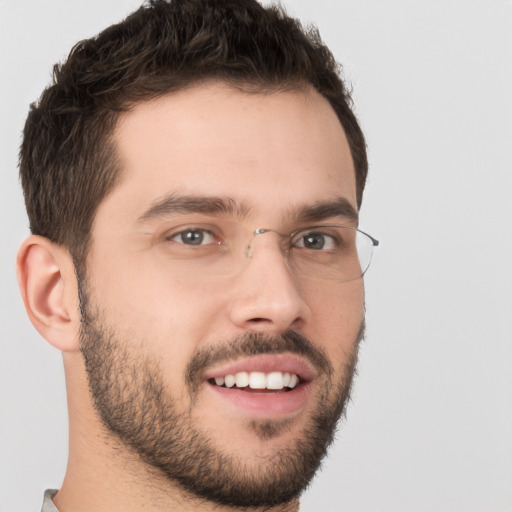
80, 82, 365, 507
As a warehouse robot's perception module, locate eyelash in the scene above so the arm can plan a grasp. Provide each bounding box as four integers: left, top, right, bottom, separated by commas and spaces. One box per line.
165, 227, 219, 246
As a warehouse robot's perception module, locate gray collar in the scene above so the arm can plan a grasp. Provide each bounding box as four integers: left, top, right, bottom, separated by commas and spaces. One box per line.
41, 490, 59, 512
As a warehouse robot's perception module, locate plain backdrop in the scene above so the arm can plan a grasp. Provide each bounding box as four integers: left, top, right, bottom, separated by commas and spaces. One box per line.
1, 1, 511, 511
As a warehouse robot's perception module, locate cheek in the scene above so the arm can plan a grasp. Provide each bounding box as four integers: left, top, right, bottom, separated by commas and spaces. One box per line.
302, 280, 364, 360
86, 251, 227, 384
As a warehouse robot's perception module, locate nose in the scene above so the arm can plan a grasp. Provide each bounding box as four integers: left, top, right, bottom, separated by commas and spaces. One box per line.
228, 232, 311, 333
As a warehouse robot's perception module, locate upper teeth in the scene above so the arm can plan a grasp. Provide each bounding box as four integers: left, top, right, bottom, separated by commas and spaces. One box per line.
213, 371, 299, 390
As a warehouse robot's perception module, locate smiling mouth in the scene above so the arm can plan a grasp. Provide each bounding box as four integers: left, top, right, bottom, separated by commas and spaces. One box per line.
208, 371, 301, 392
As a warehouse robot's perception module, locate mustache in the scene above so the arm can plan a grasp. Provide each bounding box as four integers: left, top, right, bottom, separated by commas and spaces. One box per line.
185, 331, 333, 394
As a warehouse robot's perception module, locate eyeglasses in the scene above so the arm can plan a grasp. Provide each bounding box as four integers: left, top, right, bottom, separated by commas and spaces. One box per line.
160, 218, 379, 283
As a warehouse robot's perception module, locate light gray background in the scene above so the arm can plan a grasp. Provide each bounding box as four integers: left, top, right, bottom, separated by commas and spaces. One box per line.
1, 1, 511, 511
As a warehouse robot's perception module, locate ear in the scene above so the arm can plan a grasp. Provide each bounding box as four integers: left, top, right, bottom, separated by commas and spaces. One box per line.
17, 235, 80, 352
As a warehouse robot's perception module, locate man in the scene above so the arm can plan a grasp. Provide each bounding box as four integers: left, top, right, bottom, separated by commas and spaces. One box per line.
16, 0, 377, 510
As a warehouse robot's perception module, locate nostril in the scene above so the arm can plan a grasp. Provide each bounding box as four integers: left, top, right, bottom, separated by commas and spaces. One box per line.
248, 316, 302, 329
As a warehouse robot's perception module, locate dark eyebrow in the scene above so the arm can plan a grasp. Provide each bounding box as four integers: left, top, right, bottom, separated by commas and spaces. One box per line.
294, 197, 359, 225
137, 194, 250, 223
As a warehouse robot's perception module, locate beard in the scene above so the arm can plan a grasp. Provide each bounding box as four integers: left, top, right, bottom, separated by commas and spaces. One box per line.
78, 277, 363, 509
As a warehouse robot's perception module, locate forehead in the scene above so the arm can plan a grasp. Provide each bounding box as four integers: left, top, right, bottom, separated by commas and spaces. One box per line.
101, 82, 356, 226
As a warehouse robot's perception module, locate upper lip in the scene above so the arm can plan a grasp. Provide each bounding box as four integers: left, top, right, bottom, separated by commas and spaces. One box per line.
202, 353, 317, 383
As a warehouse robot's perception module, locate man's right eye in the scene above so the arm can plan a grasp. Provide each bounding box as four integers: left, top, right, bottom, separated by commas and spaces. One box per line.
169, 228, 216, 246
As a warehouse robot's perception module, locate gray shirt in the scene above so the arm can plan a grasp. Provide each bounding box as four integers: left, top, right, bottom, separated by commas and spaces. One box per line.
41, 490, 59, 512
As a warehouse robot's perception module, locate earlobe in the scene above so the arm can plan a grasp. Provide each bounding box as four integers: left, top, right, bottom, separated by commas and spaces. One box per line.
17, 235, 80, 352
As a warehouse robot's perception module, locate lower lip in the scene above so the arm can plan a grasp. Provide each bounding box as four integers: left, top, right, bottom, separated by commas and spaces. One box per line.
205, 382, 311, 418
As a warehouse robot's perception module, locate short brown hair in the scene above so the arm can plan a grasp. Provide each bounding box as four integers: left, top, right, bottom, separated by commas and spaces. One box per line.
19, 0, 368, 268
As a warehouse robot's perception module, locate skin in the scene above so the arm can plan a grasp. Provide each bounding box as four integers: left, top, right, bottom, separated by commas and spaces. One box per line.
17, 82, 364, 512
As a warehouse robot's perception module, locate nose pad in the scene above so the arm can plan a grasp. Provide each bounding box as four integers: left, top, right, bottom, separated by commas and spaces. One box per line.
230, 228, 311, 333
245, 228, 287, 260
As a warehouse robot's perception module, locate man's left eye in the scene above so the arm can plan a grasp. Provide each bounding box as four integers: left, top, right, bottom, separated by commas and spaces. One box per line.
171, 229, 216, 246
295, 232, 336, 250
